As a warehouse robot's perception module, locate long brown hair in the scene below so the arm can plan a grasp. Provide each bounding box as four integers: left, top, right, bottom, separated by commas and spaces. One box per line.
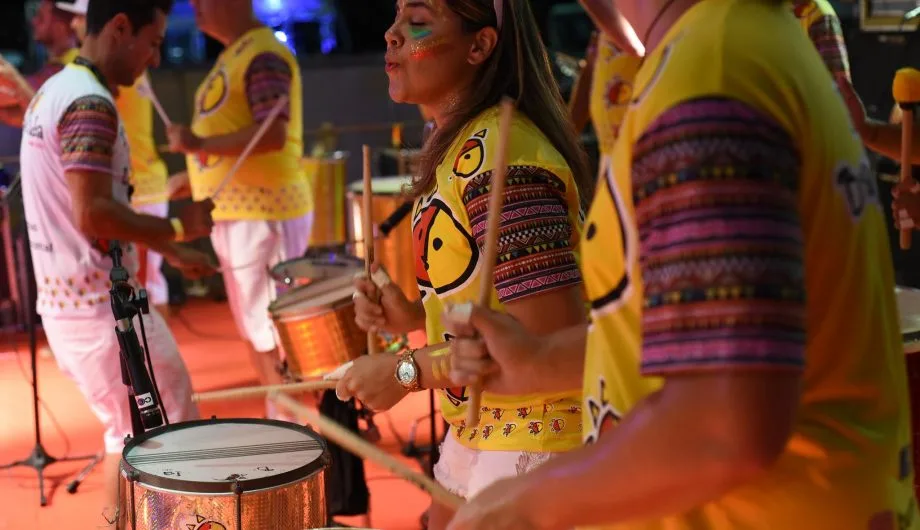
413, 0, 594, 209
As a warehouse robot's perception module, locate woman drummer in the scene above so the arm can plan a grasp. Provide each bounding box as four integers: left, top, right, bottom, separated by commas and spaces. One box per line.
336, 0, 592, 527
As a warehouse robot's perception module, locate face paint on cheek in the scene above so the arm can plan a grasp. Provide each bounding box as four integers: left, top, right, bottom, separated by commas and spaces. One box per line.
409, 35, 450, 61
409, 26, 433, 40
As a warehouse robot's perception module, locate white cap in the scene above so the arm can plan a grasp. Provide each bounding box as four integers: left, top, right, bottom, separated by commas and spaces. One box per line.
55, 0, 89, 16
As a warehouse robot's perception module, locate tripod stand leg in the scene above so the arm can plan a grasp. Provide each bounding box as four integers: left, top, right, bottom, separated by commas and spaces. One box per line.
66, 452, 104, 494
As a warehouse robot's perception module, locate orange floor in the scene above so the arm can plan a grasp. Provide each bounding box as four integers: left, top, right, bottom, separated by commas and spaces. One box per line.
0, 300, 435, 529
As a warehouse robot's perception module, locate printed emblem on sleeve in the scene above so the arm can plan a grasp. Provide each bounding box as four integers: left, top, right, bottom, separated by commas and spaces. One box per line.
452, 129, 487, 178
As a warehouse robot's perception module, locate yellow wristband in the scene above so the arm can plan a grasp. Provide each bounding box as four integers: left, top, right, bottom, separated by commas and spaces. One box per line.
170, 217, 185, 242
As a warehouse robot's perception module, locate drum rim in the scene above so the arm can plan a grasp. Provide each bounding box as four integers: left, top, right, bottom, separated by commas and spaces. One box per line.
120, 418, 330, 494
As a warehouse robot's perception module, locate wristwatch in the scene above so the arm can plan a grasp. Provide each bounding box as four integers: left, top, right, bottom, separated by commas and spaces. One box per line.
395, 349, 422, 392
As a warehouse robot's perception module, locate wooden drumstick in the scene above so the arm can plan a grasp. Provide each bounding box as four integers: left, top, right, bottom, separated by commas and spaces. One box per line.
466, 97, 516, 428
272, 393, 464, 510
211, 95, 289, 200
362, 145, 379, 355
893, 68, 920, 249
192, 379, 337, 403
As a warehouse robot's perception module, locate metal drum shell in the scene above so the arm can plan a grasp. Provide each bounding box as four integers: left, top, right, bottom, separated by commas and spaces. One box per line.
118, 419, 329, 530
347, 176, 417, 300
304, 153, 348, 247
270, 274, 367, 378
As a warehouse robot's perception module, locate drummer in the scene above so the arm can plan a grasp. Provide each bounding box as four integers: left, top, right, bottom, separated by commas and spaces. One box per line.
167, 0, 313, 419
60, 0, 176, 314
444, 0, 919, 528
18, 0, 215, 519
340, 0, 593, 527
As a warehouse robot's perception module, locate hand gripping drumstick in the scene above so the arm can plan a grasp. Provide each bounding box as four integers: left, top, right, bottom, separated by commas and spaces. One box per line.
192, 379, 337, 403
466, 97, 516, 428
362, 145, 379, 355
211, 95, 290, 200
893, 68, 920, 250
271, 392, 464, 510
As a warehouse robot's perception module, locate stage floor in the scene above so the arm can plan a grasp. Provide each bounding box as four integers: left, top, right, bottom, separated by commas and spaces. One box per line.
0, 299, 434, 530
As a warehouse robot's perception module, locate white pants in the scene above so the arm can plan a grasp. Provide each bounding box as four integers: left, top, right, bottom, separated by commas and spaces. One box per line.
433, 430, 555, 499
43, 308, 199, 453
133, 202, 169, 306
210, 214, 313, 353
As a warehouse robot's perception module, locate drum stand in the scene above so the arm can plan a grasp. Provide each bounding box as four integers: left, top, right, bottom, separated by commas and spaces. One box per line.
0, 233, 101, 506
401, 390, 443, 477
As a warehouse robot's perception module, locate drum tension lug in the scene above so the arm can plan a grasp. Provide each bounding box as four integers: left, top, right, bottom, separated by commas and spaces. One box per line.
233, 481, 244, 530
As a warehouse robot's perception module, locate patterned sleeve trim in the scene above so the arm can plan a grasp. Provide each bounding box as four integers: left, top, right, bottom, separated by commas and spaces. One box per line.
462, 166, 583, 304
244, 52, 293, 123
632, 97, 806, 375
58, 95, 118, 175
808, 14, 850, 79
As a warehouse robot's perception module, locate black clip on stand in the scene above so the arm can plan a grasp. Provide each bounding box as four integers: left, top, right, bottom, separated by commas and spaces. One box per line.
108, 241, 166, 439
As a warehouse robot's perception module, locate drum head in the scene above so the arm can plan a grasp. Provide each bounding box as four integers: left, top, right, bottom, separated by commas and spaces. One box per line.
348, 175, 413, 196
271, 248, 362, 284
270, 273, 356, 318
121, 419, 329, 494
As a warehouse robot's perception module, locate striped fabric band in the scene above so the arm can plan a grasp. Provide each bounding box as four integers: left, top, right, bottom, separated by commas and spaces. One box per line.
59, 95, 118, 175
463, 166, 582, 304
245, 52, 293, 123
807, 15, 850, 79
632, 97, 807, 374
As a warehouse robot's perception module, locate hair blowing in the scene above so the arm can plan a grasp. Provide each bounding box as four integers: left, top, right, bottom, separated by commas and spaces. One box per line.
86, 0, 174, 36
413, 0, 594, 209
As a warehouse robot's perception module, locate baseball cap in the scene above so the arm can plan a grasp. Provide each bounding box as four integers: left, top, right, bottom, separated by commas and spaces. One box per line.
55, 0, 88, 16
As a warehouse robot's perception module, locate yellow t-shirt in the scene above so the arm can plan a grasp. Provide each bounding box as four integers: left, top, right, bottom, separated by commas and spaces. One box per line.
583, 0, 918, 528
413, 105, 584, 452
188, 27, 311, 221
117, 73, 169, 207
589, 35, 641, 156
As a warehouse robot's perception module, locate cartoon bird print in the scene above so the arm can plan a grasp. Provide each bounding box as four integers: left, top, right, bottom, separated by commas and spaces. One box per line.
187, 515, 227, 530
453, 129, 487, 178
583, 161, 634, 315
197, 67, 228, 117
412, 198, 479, 296
604, 74, 633, 110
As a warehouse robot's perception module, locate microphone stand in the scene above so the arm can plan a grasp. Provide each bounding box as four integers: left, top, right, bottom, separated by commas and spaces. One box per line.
0, 212, 101, 506
108, 241, 166, 438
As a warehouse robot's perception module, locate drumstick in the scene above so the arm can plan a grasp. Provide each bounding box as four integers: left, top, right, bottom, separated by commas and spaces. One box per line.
271, 393, 464, 510
362, 144, 379, 355
466, 97, 516, 428
136, 75, 172, 128
893, 68, 920, 250
192, 379, 337, 403
211, 95, 289, 200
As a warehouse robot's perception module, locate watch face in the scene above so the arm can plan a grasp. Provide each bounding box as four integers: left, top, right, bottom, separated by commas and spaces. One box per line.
397, 359, 417, 384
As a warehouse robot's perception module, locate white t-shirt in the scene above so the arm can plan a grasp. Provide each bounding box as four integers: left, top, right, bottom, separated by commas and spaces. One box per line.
20, 62, 139, 318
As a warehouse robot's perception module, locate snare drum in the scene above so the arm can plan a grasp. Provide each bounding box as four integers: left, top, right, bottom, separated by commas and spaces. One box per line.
271, 245, 364, 287
118, 419, 329, 530
304, 153, 348, 247
347, 176, 417, 299
270, 273, 367, 378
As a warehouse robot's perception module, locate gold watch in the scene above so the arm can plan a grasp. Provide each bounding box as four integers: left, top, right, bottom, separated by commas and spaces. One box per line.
394, 349, 422, 392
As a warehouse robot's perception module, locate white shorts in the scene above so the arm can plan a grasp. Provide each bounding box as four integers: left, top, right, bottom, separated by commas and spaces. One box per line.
133, 202, 169, 306
42, 308, 199, 453
433, 429, 556, 499
210, 214, 313, 353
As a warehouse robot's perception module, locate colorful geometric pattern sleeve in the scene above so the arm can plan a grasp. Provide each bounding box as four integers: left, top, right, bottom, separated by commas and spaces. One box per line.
58, 95, 118, 175
632, 97, 807, 375
462, 166, 583, 304
807, 14, 851, 79
244, 52, 292, 123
